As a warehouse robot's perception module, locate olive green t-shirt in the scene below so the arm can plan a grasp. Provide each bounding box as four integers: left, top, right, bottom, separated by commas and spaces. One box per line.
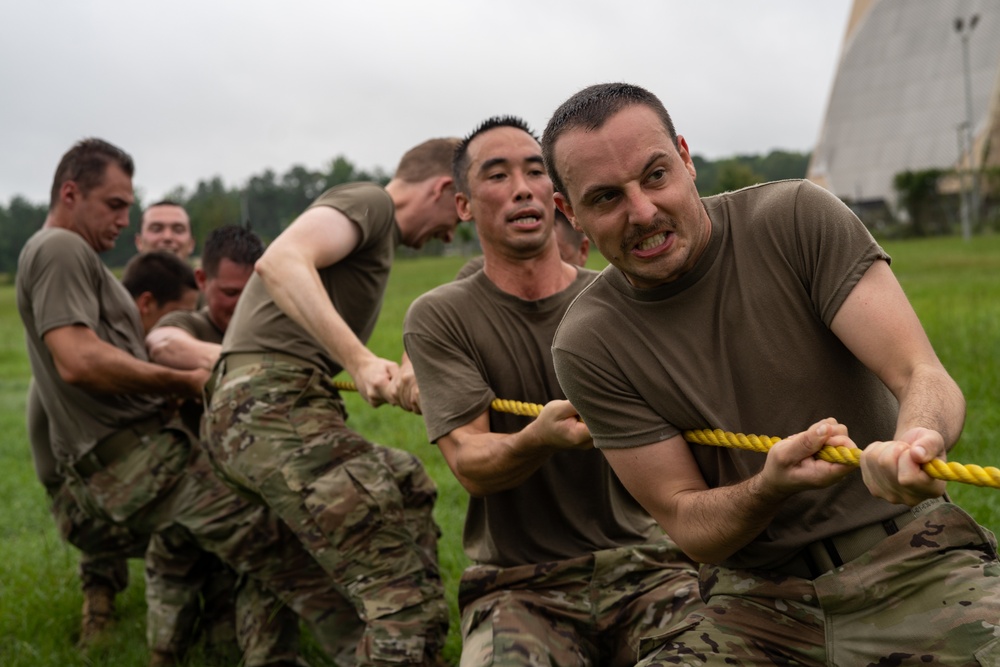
554, 180, 909, 570
17, 228, 164, 464
222, 182, 400, 376
156, 306, 223, 344
404, 268, 662, 567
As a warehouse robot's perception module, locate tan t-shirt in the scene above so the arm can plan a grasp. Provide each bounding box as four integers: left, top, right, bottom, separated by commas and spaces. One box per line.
553, 180, 908, 570
404, 268, 661, 567
17, 228, 164, 464
222, 182, 400, 376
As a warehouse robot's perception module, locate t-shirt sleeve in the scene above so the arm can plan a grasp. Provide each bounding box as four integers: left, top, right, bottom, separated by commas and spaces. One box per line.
308, 183, 395, 250
403, 291, 496, 443
27, 232, 103, 338
553, 315, 679, 451
153, 309, 200, 337
787, 181, 890, 326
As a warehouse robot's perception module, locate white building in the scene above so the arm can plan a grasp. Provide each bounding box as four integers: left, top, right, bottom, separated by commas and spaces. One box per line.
808, 0, 1000, 218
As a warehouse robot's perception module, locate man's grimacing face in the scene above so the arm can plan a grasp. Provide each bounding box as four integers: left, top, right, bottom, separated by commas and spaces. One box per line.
553, 104, 711, 289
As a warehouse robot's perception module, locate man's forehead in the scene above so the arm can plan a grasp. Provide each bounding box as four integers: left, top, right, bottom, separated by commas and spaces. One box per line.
470, 126, 541, 163
143, 205, 189, 225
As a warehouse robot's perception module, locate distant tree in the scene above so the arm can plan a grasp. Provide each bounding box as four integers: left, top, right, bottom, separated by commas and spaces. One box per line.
715, 160, 765, 194
893, 169, 949, 237
0, 196, 46, 275
692, 151, 810, 196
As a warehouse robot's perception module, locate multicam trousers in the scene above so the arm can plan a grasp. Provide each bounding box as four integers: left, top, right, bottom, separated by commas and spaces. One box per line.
637, 500, 1000, 666
457, 539, 702, 667
203, 356, 449, 665
33, 382, 256, 659
69, 415, 358, 666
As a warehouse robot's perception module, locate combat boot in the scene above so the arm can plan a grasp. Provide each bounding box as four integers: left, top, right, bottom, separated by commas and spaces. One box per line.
78, 583, 115, 646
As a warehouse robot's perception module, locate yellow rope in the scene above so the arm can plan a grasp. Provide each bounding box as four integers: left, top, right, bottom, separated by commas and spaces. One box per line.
332, 380, 1000, 490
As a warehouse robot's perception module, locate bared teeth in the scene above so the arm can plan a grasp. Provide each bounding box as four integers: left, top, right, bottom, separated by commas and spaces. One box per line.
637, 232, 666, 251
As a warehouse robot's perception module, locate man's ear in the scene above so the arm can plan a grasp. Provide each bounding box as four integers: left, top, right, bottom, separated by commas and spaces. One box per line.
431, 175, 454, 201
134, 291, 155, 316
60, 180, 80, 209
553, 192, 580, 231
677, 135, 697, 181
194, 267, 208, 292
455, 190, 474, 222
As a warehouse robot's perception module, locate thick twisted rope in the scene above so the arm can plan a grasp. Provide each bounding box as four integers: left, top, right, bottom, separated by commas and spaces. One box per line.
334, 379, 1000, 490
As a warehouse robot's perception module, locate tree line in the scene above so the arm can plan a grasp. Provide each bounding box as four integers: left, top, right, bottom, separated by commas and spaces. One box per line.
0, 150, 811, 275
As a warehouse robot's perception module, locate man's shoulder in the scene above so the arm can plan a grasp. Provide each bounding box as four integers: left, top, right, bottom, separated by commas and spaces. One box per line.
408, 274, 480, 320
20, 227, 89, 260
703, 179, 826, 213
310, 182, 392, 215
154, 306, 219, 341
18, 228, 97, 285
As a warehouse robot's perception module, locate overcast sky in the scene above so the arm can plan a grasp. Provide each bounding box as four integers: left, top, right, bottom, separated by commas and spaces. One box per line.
0, 0, 853, 206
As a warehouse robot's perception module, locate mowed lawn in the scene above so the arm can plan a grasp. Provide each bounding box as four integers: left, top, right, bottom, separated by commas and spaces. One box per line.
1, 236, 998, 666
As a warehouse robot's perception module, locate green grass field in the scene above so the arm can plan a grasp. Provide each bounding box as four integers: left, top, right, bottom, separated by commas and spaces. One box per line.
1, 236, 998, 665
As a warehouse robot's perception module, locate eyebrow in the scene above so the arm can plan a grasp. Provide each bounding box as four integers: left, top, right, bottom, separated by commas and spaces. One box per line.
580, 151, 668, 202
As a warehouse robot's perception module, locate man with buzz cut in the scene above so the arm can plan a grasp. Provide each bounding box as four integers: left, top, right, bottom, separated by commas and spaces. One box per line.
18, 137, 389, 667
204, 138, 463, 666
544, 82, 1000, 665
403, 116, 701, 667
136, 200, 196, 260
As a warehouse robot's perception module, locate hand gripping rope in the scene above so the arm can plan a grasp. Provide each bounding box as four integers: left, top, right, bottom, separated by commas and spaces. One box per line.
334, 380, 1000, 490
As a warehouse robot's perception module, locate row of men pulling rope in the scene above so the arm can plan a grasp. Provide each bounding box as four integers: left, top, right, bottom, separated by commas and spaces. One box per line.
332, 380, 1000, 490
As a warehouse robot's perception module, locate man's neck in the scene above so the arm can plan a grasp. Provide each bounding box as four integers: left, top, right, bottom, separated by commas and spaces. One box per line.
483, 244, 577, 301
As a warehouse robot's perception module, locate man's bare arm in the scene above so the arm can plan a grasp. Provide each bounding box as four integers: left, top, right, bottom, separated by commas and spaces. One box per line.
254, 206, 398, 406
830, 259, 963, 504
604, 419, 856, 564
46, 325, 206, 398
437, 400, 592, 497
146, 326, 221, 371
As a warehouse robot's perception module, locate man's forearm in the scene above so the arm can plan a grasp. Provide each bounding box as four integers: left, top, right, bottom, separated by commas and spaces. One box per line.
47, 326, 203, 398
894, 362, 966, 450
147, 327, 221, 371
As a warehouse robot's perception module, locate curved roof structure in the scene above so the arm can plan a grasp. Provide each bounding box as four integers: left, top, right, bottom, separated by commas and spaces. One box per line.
808, 0, 1000, 207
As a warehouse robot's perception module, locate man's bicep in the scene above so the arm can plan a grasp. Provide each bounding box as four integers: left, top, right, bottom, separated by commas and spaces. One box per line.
43, 325, 101, 381
266, 206, 362, 269
830, 259, 940, 396
435, 412, 490, 474
603, 435, 709, 536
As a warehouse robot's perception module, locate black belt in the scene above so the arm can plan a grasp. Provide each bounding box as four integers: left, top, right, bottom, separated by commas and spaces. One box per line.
73, 414, 165, 478
223, 351, 323, 374
774, 497, 945, 579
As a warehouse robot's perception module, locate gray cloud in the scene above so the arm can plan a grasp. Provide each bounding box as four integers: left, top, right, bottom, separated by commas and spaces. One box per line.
0, 0, 851, 205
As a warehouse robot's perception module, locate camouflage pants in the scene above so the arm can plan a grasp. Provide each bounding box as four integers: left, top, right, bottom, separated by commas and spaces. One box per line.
35, 379, 248, 657
637, 501, 1000, 666
50, 476, 146, 592
71, 416, 361, 666
457, 539, 702, 667
203, 358, 449, 665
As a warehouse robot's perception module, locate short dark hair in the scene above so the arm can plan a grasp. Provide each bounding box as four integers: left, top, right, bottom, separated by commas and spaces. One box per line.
50, 138, 134, 210
121, 250, 197, 305
453, 116, 539, 194
144, 199, 185, 212
394, 137, 461, 183
201, 225, 264, 278
541, 83, 678, 198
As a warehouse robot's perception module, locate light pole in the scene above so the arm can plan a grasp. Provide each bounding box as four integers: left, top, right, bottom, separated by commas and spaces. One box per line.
955, 14, 979, 240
